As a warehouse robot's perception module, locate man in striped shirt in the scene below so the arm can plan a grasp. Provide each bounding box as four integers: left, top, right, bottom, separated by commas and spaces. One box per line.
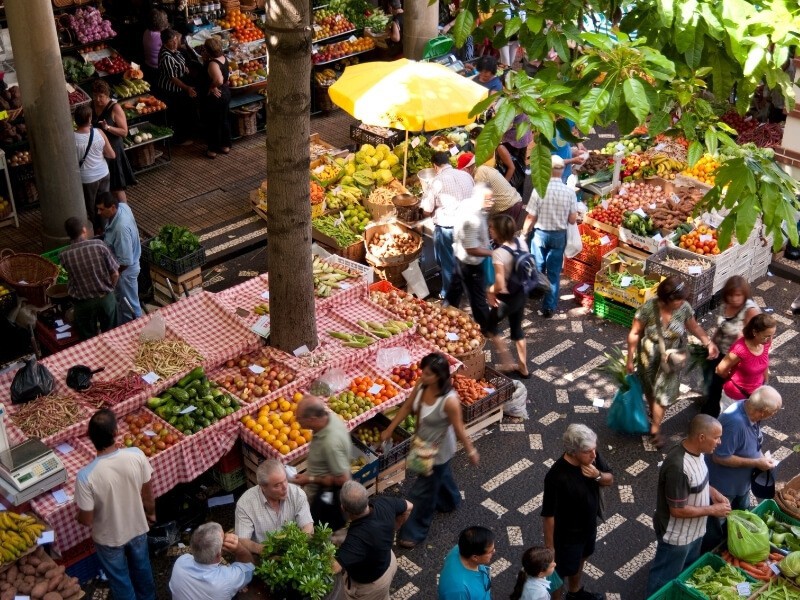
645, 415, 731, 597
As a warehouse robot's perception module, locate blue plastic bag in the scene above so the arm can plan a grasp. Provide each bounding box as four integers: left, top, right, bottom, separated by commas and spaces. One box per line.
607, 374, 650, 435
482, 255, 495, 286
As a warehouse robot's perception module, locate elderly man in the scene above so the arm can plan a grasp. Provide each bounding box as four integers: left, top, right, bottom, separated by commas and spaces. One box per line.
96, 192, 142, 324
292, 394, 351, 533
438, 526, 495, 600
457, 152, 524, 227
169, 522, 254, 600
645, 415, 732, 597
333, 481, 412, 600
75, 409, 156, 600
60, 216, 119, 340
420, 151, 475, 302
542, 424, 613, 600
235, 459, 313, 555
521, 155, 578, 318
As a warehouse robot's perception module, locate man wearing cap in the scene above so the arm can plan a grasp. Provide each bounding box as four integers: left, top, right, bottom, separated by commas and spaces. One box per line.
521, 155, 578, 318
420, 151, 475, 302
457, 152, 524, 227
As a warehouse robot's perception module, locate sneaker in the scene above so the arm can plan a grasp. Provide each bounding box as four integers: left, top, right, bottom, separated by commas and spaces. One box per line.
541, 309, 554, 319
566, 587, 603, 600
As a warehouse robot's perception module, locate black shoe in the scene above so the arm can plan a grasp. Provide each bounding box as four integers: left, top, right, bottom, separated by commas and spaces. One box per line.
566, 588, 603, 600
541, 309, 553, 319
792, 295, 800, 315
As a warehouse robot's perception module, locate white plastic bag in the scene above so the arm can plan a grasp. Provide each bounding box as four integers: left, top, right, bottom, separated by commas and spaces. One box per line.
139, 313, 166, 342
565, 222, 583, 258
503, 381, 528, 419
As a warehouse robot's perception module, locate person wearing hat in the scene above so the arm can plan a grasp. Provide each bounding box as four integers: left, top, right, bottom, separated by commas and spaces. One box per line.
458, 152, 524, 228
520, 156, 578, 318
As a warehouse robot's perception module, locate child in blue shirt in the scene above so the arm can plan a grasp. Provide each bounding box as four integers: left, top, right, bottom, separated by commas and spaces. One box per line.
511, 546, 558, 600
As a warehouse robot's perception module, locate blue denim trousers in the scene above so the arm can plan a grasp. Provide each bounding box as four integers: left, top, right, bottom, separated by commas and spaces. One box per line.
645, 537, 702, 598
433, 226, 455, 299
531, 229, 566, 312
115, 267, 142, 325
398, 459, 461, 544
95, 533, 156, 600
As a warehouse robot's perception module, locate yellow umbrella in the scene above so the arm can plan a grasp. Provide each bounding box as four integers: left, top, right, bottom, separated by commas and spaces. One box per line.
328, 58, 488, 132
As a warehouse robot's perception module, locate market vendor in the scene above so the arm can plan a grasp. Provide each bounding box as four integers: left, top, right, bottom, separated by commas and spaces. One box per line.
457, 152, 524, 227
234, 459, 313, 556
384, 0, 404, 57
473, 56, 503, 93
292, 394, 352, 540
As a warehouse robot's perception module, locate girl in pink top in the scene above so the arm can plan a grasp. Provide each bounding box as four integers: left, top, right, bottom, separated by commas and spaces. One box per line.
716, 313, 777, 411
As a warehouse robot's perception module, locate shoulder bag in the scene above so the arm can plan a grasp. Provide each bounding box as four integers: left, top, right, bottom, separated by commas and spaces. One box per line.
405, 388, 441, 477
654, 307, 688, 375
78, 127, 95, 169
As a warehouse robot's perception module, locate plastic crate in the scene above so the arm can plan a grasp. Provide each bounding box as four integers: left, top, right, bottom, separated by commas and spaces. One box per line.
0, 284, 17, 314
214, 466, 246, 492
750, 499, 800, 527
677, 553, 759, 596
65, 551, 102, 584
572, 224, 618, 268
141, 239, 206, 276
349, 123, 403, 148
645, 246, 715, 309
352, 413, 411, 470
594, 269, 660, 308
460, 367, 515, 423
564, 257, 600, 284
647, 581, 704, 600
592, 293, 636, 328
41, 245, 69, 284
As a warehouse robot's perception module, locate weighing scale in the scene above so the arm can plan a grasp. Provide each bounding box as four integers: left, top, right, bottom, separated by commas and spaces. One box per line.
0, 404, 66, 505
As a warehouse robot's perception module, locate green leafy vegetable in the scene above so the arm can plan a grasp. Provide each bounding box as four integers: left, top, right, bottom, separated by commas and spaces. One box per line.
685, 563, 749, 599
149, 225, 200, 260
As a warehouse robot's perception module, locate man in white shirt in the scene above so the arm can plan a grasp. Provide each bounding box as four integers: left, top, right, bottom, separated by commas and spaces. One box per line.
235, 459, 313, 556
420, 151, 475, 302
170, 522, 254, 600
457, 152, 524, 226
445, 184, 494, 334
521, 155, 578, 318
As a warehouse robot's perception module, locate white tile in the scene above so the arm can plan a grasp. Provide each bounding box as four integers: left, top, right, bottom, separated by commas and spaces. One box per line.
619, 485, 634, 503
762, 426, 788, 441
533, 369, 556, 383
626, 460, 649, 476
518, 492, 544, 515
615, 541, 657, 580
776, 375, 800, 384
490, 557, 511, 576
481, 498, 508, 518
500, 423, 526, 432
753, 295, 767, 307
772, 330, 798, 351
585, 339, 606, 351
773, 446, 793, 462
562, 355, 607, 382
583, 561, 604, 580
391, 583, 419, 600
606, 594, 622, 600
771, 313, 793, 326
507, 526, 524, 546
556, 389, 570, 404
238, 270, 259, 277
543, 458, 555, 468
396, 555, 422, 577
571, 321, 584, 334
574, 405, 599, 413
757, 280, 775, 291
529, 434, 543, 450
482, 459, 534, 492
596, 513, 626, 540
539, 411, 562, 426
642, 436, 658, 452
636, 513, 653, 528
662, 398, 692, 423
533, 340, 576, 365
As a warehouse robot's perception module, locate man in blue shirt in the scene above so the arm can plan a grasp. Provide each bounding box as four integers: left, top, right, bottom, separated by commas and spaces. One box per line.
438, 526, 494, 600
97, 192, 142, 324
169, 522, 254, 600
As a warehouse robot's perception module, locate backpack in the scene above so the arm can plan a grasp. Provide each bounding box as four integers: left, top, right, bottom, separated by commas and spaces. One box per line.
501, 240, 550, 299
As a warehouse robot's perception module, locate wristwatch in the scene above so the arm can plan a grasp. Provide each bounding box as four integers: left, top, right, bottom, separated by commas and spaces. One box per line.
594, 473, 602, 481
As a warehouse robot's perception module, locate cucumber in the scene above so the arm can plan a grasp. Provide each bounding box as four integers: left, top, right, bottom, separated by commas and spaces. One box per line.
178, 367, 205, 388
170, 388, 190, 403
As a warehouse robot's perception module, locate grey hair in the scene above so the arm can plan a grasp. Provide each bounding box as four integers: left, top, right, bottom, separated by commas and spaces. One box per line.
563, 423, 597, 454
747, 385, 782, 412
340, 480, 369, 516
191, 522, 223, 564
256, 459, 286, 486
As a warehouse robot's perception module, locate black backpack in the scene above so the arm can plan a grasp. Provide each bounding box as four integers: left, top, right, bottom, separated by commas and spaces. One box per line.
501, 240, 550, 299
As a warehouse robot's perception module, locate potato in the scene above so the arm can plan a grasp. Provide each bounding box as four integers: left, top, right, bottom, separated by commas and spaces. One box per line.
20, 564, 36, 575
43, 567, 63, 580
31, 581, 48, 598
36, 561, 51, 575
17, 581, 33, 595
46, 573, 63, 592
5, 565, 16, 582
43, 593, 64, 600
0, 589, 16, 600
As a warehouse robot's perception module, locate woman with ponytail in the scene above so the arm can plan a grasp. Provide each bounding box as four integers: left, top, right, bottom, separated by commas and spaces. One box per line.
510, 546, 556, 600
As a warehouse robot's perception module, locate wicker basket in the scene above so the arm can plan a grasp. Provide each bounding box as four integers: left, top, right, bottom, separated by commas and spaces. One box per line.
453, 338, 487, 380
128, 144, 157, 170
233, 105, 259, 137
52, 0, 74, 8
221, 0, 240, 12
0, 250, 60, 307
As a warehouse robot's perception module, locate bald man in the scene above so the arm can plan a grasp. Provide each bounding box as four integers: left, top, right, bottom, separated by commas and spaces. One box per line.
292, 394, 352, 533
646, 415, 732, 597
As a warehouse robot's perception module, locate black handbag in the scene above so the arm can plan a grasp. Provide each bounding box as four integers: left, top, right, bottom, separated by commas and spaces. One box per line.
751, 469, 776, 499
310, 486, 346, 531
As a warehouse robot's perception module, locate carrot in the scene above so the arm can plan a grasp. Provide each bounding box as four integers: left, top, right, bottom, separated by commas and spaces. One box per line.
733, 557, 740, 568
769, 553, 784, 562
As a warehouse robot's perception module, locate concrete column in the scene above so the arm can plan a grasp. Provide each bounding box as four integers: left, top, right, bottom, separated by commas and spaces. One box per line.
5, 0, 86, 249
403, 0, 440, 60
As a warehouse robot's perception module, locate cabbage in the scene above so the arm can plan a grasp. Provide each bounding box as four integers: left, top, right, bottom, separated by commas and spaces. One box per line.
780, 551, 800, 579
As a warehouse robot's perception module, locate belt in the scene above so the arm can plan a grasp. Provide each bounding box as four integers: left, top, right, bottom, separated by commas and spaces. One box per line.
435, 225, 453, 229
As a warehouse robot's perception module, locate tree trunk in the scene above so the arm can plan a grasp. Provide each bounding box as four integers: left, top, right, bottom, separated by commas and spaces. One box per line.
264, 0, 318, 352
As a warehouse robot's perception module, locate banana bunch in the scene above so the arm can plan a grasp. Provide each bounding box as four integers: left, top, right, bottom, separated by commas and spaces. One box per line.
651, 155, 686, 180
328, 331, 375, 348
325, 184, 363, 210
357, 320, 413, 338
0, 512, 45, 562
312, 256, 359, 297
311, 158, 343, 185
315, 69, 337, 86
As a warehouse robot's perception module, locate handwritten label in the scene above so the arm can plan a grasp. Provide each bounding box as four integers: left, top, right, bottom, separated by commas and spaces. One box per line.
634, 208, 647, 218
736, 582, 750, 596
699, 234, 712, 242
670, 193, 681, 204
688, 265, 703, 275
449, 145, 459, 156
65, 83, 75, 94
144, 429, 157, 437
251, 316, 270, 339
56, 332, 72, 340
577, 284, 590, 293
599, 235, 610, 245
179, 405, 197, 415
619, 276, 633, 288
37, 530, 55, 546
55, 443, 74, 455
260, 290, 270, 300
293, 345, 310, 357
367, 383, 384, 395
141, 372, 160, 384
55, 319, 64, 327
411, 137, 421, 148
249, 364, 265, 374
129, 127, 139, 137
446, 332, 459, 341
592, 398, 605, 408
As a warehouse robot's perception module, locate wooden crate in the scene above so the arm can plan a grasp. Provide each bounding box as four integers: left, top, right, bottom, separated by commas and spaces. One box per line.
149, 265, 203, 306
464, 405, 503, 438
376, 461, 406, 493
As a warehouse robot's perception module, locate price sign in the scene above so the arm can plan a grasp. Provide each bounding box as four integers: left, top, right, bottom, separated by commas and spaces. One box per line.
688, 265, 702, 275
260, 290, 270, 300
348, 35, 358, 43
179, 405, 197, 415
411, 137, 421, 148
670, 193, 681, 204
141, 372, 160, 384
249, 364, 265, 374
193, 17, 203, 25
129, 127, 139, 136
449, 145, 459, 156
312, 45, 319, 54
577, 283, 590, 293
251, 316, 270, 339
601, 200, 609, 210
144, 429, 157, 437
483, 387, 495, 394
652, 233, 663, 242
313, 165, 325, 174
446, 332, 459, 341
293, 345, 310, 357
619, 276, 633, 288
634, 208, 647, 218
699, 234, 712, 242
770, 563, 781, 575
599, 236, 610, 245
367, 383, 384, 395
736, 582, 750, 596
592, 398, 605, 408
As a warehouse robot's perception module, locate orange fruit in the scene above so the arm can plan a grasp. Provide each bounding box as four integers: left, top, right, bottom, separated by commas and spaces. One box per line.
279, 444, 291, 455
269, 401, 278, 411
296, 435, 307, 445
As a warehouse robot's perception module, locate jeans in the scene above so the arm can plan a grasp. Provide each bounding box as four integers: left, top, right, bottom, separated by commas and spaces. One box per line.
433, 226, 455, 299
398, 460, 461, 544
531, 229, 566, 312
645, 537, 702, 598
95, 533, 156, 600
74, 293, 117, 340
445, 260, 490, 334
116, 267, 142, 325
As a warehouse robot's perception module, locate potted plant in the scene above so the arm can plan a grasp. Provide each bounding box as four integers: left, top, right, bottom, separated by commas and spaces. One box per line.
255, 522, 336, 600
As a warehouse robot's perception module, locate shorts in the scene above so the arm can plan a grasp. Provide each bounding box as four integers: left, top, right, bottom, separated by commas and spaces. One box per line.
554, 537, 596, 578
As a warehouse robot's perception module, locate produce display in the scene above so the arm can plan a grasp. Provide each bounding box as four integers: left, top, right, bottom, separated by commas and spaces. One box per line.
0, 546, 82, 600
312, 255, 361, 298
78, 373, 147, 408
121, 410, 181, 456
0, 198, 11, 217
621, 211, 658, 237
367, 231, 421, 259
312, 37, 375, 64
122, 95, 167, 118
648, 154, 687, 179
779, 552, 800, 589
310, 181, 325, 208
0, 512, 46, 564
146, 367, 240, 435
678, 224, 724, 255
348, 375, 398, 403
10, 394, 86, 439
758, 577, 800, 600
328, 0, 389, 29
312, 215, 362, 248
453, 373, 493, 406
601, 270, 659, 291
683, 562, 751, 599
354, 425, 382, 446
327, 330, 377, 348
598, 137, 643, 156
310, 158, 343, 186
325, 183, 363, 210
8, 151, 31, 167
328, 389, 374, 420
367, 186, 399, 206
67, 6, 116, 45
720, 549, 782, 582
241, 392, 314, 455
229, 71, 267, 88
123, 124, 173, 148
357, 319, 413, 338
339, 204, 371, 233
341, 143, 403, 189
737, 122, 785, 148
578, 152, 611, 177
681, 154, 721, 186
221, 10, 265, 43
389, 363, 422, 389
93, 54, 129, 76
66, 87, 89, 109
620, 154, 651, 180
0, 116, 26, 147
62, 57, 95, 83
720, 111, 758, 136
133, 339, 203, 379
390, 137, 433, 175
0, 86, 21, 111
400, 414, 416, 433
217, 354, 296, 401
587, 203, 623, 227
659, 255, 712, 274
780, 489, 800, 514
313, 10, 355, 40
147, 224, 201, 261
645, 188, 703, 231
761, 510, 800, 552
112, 78, 151, 99
227, 42, 268, 63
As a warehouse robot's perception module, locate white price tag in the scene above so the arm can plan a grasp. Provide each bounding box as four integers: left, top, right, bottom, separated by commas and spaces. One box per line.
634, 208, 647, 218
65, 83, 75, 94
193, 17, 203, 25
129, 127, 139, 136
339, 282, 352, 289
52, 490, 69, 505
14, 595, 31, 600
770, 563, 781, 575
141, 371, 160, 384
56, 332, 72, 340
144, 429, 157, 437
249, 364, 265, 374
649, 203, 657, 209
699, 234, 712, 242
131, 61, 140, 70
670, 193, 681, 204
293, 344, 310, 357
260, 290, 270, 300
367, 383, 384, 395
332, 185, 342, 194
449, 145, 459, 156
56, 324, 71, 333
592, 398, 605, 408
599, 236, 610, 245
55, 443, 74, 455
601, 200, 609, 210
251, 316, 271, 339
736, 582, 750, 596
312, 45, 319, 55
652, 233, 663, 242
55, 319, 64, 327
313, 165, 325, 174
36, 530, 55, 546
179, 405, 197, 415
688, 265, 702, 275
411, 137, 421, 148
483, 387, 495, 394
348, 35, 358, 43
577, 284, 590, 293
619, 276, 633, 288
446, 332, 459, 341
